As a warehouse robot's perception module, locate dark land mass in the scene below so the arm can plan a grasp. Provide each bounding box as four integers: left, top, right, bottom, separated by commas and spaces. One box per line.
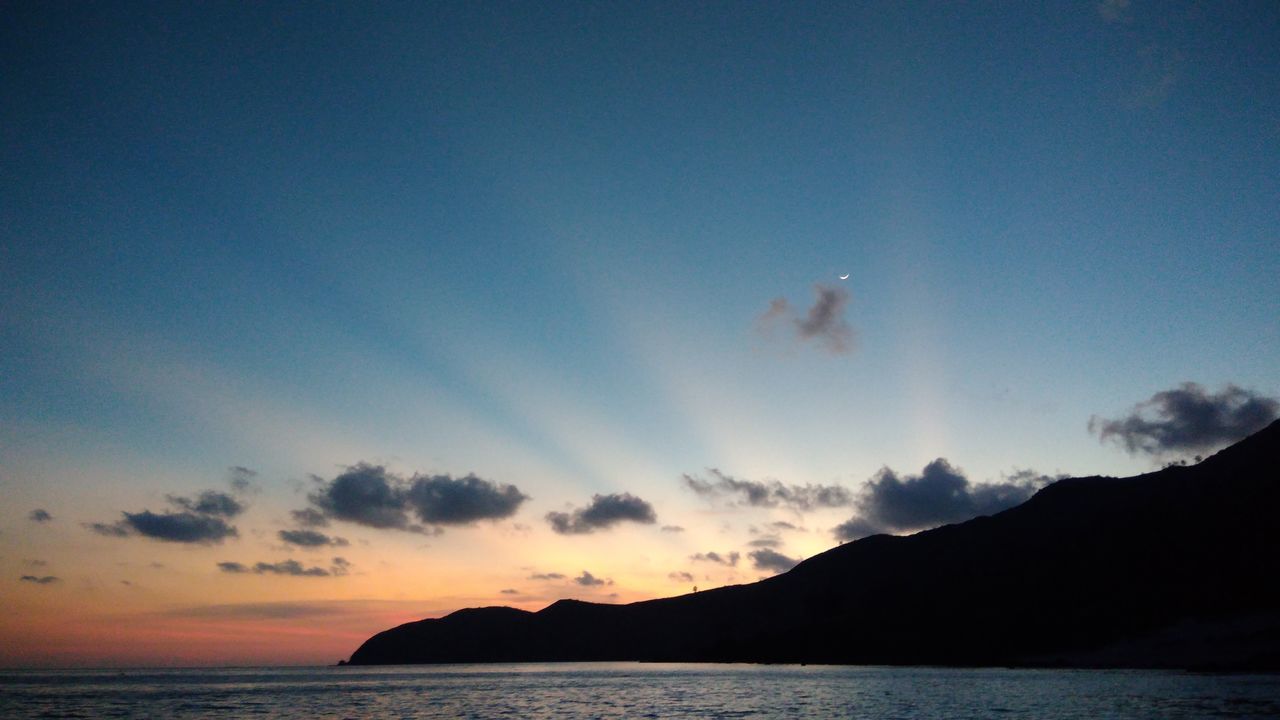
346, 420, 1280, 669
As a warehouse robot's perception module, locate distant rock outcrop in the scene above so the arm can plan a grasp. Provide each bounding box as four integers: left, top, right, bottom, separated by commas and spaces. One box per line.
346, 420, 1280, 669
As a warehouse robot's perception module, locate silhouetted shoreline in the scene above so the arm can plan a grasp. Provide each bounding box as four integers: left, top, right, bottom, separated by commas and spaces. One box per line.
345, 421, 1280, 670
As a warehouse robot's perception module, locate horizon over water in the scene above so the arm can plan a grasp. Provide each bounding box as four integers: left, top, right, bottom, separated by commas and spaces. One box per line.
2, 663, 1278, 719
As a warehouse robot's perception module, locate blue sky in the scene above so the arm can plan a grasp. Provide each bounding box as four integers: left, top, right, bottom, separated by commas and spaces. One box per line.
2, 1, 1277, 665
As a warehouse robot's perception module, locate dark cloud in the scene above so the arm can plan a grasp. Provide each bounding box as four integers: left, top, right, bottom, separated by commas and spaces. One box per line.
221, 558, 348, 577
28, 509, 53, 523
88, 484, 247, 544
1089, 382, 1279, 456
499, 588, 520, 595
290, 508, 329, 528
406, 474, 527, 525
309, 464, 410, 529
767, 521, 799, 531
834, 460, 1056, 542
669, 571, 694, 583
691, 551, 740, 566
529, 572, 565, 581
279, 529, 348, 548
759, 284, 853, 354
167, 491, 244, 518
229, 466, 259, 494
747, 536, 782, 548
308, 463, 527, 531
750, 548, 799, 574
253, 560, 330, 577
20, 575, 60, 584
573, 570, 611, 587
660, 525, 685, 533
683, 469, 853, 512
546, 493, 657, 535
91, 511, 239, 544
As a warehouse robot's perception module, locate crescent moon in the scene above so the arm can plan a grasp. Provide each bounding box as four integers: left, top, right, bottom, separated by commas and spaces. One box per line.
839, 274, 849, 280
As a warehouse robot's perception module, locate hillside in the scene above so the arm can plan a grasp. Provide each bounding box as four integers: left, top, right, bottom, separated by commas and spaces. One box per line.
347, 420, 1280, 668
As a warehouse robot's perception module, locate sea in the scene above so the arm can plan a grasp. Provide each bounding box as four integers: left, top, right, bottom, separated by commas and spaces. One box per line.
1, 663, 1278, 719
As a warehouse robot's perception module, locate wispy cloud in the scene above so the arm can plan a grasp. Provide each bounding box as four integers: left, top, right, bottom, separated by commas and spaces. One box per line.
278, 529, 348, 547
758, 284, 853, 354
683, 469, 853, 512
20, 575, 60, 585
690, 551, 740, 566
1097, 0, 1131, 24
218, 557, 350, 578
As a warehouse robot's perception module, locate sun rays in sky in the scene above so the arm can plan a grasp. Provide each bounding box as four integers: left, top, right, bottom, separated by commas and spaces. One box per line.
3, 1, 1278, 666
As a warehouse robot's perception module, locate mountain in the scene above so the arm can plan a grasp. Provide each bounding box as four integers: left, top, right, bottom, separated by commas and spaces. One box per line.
346, 420, 1280, 668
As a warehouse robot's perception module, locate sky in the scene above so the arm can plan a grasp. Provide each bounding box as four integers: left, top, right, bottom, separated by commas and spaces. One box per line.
2, 1, 1278, 667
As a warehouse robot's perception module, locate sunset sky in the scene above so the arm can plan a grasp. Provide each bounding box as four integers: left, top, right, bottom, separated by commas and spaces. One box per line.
3, 1, 1278, 667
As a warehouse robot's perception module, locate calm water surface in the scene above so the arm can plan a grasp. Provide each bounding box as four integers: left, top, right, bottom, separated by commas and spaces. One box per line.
1, 663, 1277, 719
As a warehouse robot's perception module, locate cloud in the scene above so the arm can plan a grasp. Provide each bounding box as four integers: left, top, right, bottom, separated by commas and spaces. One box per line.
691, 551, 740, 566
833, 460, 1056, 542
759, 284, 853, 354
1097, 0, 1131, 23
279, 529, 349, 547
254, 560, 330, 577
1089, 382, 1279, 456
20, 575, 60, 584
668, 571, 694, 583
85, 522, 129, 537
747, 536, 782, 548
405, 474, 527, 525
660, 525, 685, 533
228, 466, 259, 494
499, 588, 520, 595
167, 491, 244, 518
28, 509, 52, 523
290, 508, 329, 528
573, 570, 612, 587
220, 558, 350, 577
87, 484, 248, 544
167, 602, 343, 620
309, 464, 411, 529
546, 493, 657, 535
529, 572, 565, 581
683, 469, 854, 512
308, 463, 527, 531
749, 548, 799, 574
90, 511, 239, 544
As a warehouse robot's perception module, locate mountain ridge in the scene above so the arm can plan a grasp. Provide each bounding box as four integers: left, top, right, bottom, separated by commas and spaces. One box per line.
346, 420, 1280, 668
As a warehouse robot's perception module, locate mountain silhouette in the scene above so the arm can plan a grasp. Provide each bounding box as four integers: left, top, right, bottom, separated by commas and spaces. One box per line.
346, 420, 1280, 668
